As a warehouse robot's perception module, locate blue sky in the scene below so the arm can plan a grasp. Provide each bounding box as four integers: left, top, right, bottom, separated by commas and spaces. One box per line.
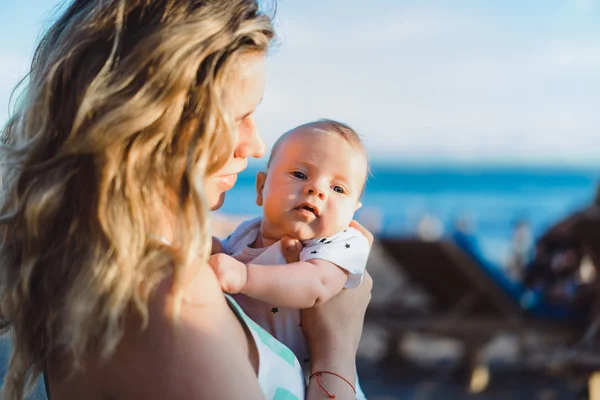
1, 0, 600, 166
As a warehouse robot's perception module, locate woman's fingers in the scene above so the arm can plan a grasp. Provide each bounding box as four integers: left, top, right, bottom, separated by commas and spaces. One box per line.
350, 219, 374, 247
362, 269, 373, 296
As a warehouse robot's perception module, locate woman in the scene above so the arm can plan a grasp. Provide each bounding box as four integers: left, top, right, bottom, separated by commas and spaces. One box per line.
0, 1, 372, 399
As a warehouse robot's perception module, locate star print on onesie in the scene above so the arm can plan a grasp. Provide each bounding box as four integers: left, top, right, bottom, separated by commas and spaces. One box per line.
298, 228, 369, 289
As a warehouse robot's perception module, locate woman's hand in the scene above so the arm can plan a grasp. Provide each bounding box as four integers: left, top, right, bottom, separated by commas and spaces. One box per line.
303, 219, 373, 353
349, 219, 374, 247
302, 269, 373, 359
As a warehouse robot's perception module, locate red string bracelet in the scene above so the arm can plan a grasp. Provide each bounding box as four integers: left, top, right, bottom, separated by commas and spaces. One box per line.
309, 371, 356, 399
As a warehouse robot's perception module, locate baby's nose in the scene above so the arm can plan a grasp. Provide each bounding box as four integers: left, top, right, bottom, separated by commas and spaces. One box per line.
307, 188, 325, 199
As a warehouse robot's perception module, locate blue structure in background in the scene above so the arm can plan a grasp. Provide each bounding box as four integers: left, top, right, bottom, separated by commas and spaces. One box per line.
451, 230, 587, 322
0, 337, 46, 399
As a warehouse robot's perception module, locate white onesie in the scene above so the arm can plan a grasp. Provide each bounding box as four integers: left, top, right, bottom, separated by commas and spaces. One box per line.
221, 216, 369, 399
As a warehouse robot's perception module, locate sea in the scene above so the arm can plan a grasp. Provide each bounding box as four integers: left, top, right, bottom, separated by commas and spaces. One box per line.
217, 163, 600, 266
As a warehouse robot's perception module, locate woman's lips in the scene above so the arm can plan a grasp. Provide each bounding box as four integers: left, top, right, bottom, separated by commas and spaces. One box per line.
214, 173, 238, 191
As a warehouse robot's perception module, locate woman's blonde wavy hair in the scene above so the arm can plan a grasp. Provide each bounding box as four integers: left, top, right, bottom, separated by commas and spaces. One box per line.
0, 0, 273, 398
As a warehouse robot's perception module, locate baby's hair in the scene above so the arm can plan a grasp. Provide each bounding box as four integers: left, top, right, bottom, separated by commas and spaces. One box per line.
268, 119, 367, 167
267, 119, 369, 195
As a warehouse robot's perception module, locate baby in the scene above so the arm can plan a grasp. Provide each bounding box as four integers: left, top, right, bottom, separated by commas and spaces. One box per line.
210, 119, 370, 399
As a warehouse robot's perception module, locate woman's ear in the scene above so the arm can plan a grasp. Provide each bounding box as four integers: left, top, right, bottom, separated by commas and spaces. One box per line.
355, 201, 363, 212
256, 171, 266, 206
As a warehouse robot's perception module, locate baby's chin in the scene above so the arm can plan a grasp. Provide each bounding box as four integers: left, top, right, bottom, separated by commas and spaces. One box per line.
284, 221, 345, 242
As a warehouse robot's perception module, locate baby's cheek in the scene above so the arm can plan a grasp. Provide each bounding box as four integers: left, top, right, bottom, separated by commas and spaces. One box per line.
320, 210, 351, 237
342, 201, 359, 224
263, 204, 283, 227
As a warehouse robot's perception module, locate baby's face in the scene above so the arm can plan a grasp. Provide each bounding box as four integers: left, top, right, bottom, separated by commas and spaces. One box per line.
257, 129, 367, 241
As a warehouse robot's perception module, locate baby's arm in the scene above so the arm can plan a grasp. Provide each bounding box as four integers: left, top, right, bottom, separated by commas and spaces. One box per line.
242, 260, 348, 308
208, 254, 348, 307
248, 227, 370, 306
211, 227, 369, 306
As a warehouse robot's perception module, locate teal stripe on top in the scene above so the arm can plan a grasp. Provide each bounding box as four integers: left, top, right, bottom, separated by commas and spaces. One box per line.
225, 295, 297, 366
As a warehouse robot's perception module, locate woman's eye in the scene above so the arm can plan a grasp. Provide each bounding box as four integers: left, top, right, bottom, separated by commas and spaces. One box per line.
332, 186, 345, 194
291, 171, 307, 179
237, 113, 251, 126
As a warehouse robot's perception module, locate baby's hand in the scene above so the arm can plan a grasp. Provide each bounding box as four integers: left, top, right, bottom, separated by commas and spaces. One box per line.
208, 253, 247, 294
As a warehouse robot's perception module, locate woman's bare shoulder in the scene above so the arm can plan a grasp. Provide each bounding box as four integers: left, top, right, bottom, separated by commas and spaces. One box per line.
50, 267, 264, 400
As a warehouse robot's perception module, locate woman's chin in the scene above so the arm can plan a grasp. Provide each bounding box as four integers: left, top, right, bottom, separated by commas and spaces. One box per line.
210, 192, 226, 211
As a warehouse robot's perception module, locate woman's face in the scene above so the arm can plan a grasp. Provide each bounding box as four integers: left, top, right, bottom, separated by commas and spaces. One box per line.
206, 52, 267, 210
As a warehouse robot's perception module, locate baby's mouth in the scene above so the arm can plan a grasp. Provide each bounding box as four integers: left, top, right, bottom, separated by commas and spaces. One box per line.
295, 203, 319, 217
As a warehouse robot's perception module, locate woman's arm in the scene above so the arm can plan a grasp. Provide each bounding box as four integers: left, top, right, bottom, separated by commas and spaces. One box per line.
307, 351, 358, 399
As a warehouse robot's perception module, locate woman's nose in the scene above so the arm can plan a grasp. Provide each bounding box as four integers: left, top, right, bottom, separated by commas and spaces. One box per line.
234, 116, 265, 159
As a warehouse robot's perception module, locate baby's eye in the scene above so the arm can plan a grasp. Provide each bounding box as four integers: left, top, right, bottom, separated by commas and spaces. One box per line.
332, 186, 345, 194
291, 171, 307, 179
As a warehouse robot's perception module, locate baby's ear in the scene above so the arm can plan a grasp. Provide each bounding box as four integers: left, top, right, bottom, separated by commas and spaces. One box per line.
355, 201, 363, 212
256, 171, 267, 206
